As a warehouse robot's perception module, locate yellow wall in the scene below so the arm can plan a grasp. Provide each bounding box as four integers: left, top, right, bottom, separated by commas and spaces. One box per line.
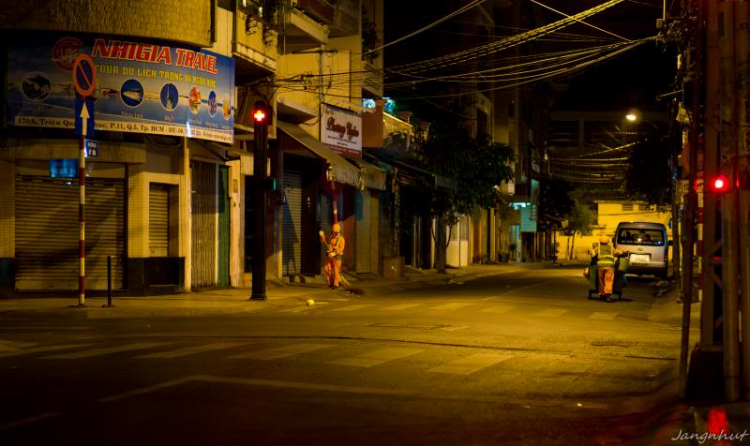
596, 202, 672, 239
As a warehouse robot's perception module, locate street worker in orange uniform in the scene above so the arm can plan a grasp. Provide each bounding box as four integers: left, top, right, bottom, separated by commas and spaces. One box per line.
322, 224, 345, 289
592, 235, 621, 301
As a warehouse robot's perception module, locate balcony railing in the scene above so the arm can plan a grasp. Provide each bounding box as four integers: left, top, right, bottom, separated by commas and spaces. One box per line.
295, 0, 334, 24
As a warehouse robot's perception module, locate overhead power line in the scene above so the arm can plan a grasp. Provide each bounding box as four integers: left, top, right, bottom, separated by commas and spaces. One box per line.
388, 0, 628, 75
363, 0, 487, 56
528, 0, 630, 42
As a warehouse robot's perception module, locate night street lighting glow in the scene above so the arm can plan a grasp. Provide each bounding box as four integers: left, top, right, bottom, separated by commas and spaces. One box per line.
626, 113, 637, 121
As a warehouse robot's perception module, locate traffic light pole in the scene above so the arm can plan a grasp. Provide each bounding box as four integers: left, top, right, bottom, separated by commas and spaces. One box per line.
719, 1, 740, 401
251, 114, 268, 301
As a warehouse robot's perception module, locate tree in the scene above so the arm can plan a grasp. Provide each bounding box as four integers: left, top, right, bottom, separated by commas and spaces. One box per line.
539, 179, 574, 227
562, 192, 593, 260
411, 118, 515, 272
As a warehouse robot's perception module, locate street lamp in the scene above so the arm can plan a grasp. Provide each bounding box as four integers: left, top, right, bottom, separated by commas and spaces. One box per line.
626, 113, 637, 122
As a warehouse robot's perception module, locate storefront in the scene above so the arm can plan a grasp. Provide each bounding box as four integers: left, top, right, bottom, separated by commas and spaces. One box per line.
277, 121, 360, 279
2, 31, 236, 295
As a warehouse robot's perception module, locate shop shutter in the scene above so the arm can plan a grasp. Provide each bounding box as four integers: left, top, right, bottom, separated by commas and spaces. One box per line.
191, 161, 217, 288
15, 176, 124, 290
355, 190, 371, 273
282, 171, 302, 276
149, 183, 169, 257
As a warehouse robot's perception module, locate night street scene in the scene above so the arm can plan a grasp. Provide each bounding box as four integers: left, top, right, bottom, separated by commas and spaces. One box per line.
1, 0, 749, 444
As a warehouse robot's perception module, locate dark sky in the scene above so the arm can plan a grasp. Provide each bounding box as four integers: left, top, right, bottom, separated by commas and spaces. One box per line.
383, 0, 676, 112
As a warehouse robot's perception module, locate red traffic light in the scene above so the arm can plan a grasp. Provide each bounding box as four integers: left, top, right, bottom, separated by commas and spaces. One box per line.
710, 174, 730, 194
252, 101, 272, 126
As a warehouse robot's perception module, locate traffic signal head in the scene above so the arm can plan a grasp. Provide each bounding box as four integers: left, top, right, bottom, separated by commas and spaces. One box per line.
252, 101, 272, 126
709, 174, 730, 194
264, 177, 277, 191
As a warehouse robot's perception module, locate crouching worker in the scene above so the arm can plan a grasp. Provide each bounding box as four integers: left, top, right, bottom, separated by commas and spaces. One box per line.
321, 223, 345, 289
591, 235, 621, 301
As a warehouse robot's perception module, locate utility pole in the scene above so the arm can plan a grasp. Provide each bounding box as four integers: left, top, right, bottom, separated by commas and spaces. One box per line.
736, 0, 750, 400
719, 1, 740, 401
680, 0, 703, 398
251, 101, 272, 301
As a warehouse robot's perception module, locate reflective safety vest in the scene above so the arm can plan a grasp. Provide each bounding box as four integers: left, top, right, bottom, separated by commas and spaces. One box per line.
597, 244, 615, 268
328, 235, 345, 259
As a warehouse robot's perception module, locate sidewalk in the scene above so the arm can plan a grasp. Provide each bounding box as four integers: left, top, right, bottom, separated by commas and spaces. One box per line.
0, 261, 547, 319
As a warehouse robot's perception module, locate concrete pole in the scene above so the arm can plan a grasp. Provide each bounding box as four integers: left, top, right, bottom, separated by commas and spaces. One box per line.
719, 0, 741, 402
737, 0, 750, 400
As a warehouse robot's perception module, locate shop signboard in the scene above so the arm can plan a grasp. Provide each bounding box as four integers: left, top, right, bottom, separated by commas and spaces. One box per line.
520, 205, 538, 233
6, 32, 235, 143
322, 104, 361, 158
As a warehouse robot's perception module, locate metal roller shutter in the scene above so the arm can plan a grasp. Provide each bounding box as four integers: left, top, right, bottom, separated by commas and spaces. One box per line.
149, 184, 169, 257
355, 190, 371, 273
282, 171, 302, 276
15, 176, 124, 290
191, 161, 217, 288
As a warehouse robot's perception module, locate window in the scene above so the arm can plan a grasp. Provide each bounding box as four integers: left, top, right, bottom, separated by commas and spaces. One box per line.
616, 228, 665, 246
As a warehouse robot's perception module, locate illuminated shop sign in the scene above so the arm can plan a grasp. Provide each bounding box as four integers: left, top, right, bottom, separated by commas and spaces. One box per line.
6, 32, 235, 143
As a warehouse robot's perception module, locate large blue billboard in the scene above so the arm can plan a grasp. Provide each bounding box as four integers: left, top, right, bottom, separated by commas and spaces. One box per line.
6, 32, 235, 143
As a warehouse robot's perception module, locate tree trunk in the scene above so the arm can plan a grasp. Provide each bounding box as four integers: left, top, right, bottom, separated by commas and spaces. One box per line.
570, 233, 577, 260
435, 215, 448, 274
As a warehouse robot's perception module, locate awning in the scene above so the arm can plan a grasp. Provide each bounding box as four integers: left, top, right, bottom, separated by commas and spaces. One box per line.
277, 121, 360, 187
348, 158, 386, 191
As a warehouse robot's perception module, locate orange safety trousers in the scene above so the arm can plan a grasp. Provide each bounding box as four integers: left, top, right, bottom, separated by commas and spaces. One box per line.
597, 268, 615, 295
325, 258, 342, 287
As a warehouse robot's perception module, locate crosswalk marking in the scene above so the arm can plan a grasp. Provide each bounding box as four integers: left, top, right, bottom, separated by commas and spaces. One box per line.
381, 303, 423, 311
331, 304, 375, 312
431, 302, 473, 311
0, 343, 94, 359
428, 354, 513, 375
229, 343, 334, 360
589, 312, 618, 320
42, 343, 169, 359
535, 309, 569, 317
481, 305, 515, 314
282, 304, 326, 313
329, 347, 423, 368
136, 342, 249, 359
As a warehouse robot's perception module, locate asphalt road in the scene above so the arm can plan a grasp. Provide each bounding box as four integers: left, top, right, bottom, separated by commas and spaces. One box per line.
0, 265, 684, 445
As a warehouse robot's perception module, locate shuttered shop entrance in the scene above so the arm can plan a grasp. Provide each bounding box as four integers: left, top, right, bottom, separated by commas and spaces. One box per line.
15, 176, 125, 290
282, 170, 302, 276
355, 190, 371, 273
191, 161, 217, 288
149, 184, 169, 257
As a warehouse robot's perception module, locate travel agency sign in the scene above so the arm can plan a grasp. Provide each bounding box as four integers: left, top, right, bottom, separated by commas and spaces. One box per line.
6, 32, 235, 143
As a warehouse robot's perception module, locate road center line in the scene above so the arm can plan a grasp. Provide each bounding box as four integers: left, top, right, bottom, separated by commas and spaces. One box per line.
136, 342, 250, 359
100, 374, 609, 411
329, 347, 423, 368
229, 343, 333, 360
0, 412, 59, 432
43, 343, 170, 359
0, 343, 95, 359
99, 376, 196, 402
430, 302, 474, 311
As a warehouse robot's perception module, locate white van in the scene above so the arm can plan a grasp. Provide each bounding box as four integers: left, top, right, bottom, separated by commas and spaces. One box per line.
613, 222, 669, 278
